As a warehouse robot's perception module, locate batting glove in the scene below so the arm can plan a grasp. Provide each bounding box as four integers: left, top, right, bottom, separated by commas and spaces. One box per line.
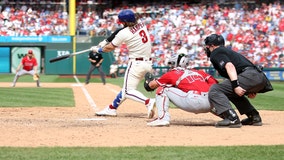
91, 46, 103, 53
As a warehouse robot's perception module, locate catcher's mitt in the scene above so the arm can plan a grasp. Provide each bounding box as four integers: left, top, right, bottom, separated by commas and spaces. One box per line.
144, 72, 155, 92
33, 73, 40, 81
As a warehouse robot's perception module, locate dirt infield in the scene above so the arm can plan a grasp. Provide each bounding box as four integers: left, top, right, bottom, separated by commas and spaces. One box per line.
0, 82, 283, 147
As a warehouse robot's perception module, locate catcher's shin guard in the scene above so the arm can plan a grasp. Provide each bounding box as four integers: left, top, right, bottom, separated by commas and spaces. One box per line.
156, 93, 170, 122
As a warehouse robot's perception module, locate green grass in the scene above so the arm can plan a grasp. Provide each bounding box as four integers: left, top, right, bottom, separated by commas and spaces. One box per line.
249, 82, 284, 110
0, 88, 74, 107
0, 145, 283, 160
0, 74, 77, 83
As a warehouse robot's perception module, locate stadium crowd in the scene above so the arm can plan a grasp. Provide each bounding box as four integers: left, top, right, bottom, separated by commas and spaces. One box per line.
0, 1, 283, 68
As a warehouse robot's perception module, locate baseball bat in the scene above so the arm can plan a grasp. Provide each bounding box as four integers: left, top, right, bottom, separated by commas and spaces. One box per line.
49, 48, 91, 63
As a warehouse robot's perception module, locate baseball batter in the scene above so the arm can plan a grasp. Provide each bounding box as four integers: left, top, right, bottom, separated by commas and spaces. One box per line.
144, 54, 218, 127
91, 9, 155, 118
12, 50, 40, 87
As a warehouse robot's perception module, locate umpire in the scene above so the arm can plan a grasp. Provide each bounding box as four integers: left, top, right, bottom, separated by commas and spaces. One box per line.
85, 51, 106, 85
204, 34, 273, 128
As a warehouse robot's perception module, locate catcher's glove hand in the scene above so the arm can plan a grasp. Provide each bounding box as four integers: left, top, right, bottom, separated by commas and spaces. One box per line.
33, 73, 40, 81
144, 72, 155, 92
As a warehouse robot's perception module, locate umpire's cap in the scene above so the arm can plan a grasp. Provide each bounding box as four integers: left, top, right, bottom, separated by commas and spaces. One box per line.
204, 34, 225, 46
118, 9, 136, 23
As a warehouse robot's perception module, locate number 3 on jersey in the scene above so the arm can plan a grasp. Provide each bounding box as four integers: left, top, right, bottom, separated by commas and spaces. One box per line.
139, 30, 148, 43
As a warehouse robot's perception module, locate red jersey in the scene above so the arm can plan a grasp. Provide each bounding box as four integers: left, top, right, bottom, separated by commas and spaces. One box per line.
156, 68, 218, 93
21, 56, 38, 71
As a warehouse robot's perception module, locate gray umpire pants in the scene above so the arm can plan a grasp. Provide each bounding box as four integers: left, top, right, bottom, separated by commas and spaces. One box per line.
86, 64, 106, 84
208, 68, 268, 115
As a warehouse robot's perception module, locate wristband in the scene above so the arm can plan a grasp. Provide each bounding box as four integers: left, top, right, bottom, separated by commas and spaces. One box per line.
231, 80, 240, 89
98, 48, 103, 53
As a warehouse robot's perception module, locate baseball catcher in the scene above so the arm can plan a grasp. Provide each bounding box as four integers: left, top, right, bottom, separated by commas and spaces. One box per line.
144, 53, 219, 127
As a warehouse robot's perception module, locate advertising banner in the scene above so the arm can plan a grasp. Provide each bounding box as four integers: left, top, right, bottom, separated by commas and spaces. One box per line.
0, 47, 11, 73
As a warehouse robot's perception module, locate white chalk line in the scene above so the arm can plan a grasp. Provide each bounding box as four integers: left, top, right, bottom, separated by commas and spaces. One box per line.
72, 76, 121, 121
73, 75, 97, 110
105, 85, 120, 94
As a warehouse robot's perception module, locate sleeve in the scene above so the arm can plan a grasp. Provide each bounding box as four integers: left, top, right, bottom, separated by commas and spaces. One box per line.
155, 71, 177, 87
33, 58, 38, 66
196, 69, 218, 86
206, 76, 218, 86
21, 57, 25, 64
99, 53, 103, 59
88, 51, 91, 57
106, 27, 125, 42
111, 30, 126, 47
212, 54, 230, 71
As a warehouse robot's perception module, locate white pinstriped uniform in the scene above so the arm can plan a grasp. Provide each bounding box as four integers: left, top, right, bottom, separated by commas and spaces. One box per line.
111, 20, 153, 105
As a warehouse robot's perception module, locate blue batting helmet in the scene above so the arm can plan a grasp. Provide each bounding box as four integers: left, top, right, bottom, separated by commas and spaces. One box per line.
118, 9, 136, 23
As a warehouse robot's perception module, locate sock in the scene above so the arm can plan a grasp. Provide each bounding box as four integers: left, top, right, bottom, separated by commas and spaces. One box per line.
145, 99, 150, 105
109, 104, 115, 109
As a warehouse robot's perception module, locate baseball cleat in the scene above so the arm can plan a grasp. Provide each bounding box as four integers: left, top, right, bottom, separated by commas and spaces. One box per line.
241, 114, 262, 126
146, 98, 155, 119
147, 118, 170, 127
95, 106, 117, 116
215, 119, 242, 128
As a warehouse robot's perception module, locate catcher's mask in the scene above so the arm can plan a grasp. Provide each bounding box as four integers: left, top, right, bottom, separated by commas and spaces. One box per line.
203, 34, 225, 57
168, 53, 189, 69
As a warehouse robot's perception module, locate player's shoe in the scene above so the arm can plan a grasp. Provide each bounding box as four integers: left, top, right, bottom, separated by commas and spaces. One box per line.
146, 98, 155, 119
95, 106, 117, 117
241, 114, 262, 126
11, 83, 15, 87
215, 119, 242, 128
215, 109, 242, 128
147, 118, 170, 127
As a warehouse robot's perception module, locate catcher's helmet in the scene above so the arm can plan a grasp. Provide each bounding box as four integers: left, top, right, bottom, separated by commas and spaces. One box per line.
204, 34, 225, 46
118, 9, 136, 23
168, 53, 189, 68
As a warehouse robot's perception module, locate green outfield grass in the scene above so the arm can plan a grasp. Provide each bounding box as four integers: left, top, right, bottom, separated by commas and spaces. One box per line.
0, 145, 283, 160
0, 74, 283, 159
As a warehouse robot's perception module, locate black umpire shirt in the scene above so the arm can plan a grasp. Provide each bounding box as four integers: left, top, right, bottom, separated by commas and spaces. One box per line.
88, 52, 103, 66
210, 46, 255, 79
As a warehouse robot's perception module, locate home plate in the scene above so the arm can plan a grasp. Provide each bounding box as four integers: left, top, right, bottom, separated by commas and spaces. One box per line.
78, 118, 107, 121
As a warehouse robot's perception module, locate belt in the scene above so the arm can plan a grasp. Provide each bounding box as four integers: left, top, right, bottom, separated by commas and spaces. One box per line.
193, 91, 202, 95
241, 66, 258, 72
133, 57, 152, 61
190, 90, 208, 96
